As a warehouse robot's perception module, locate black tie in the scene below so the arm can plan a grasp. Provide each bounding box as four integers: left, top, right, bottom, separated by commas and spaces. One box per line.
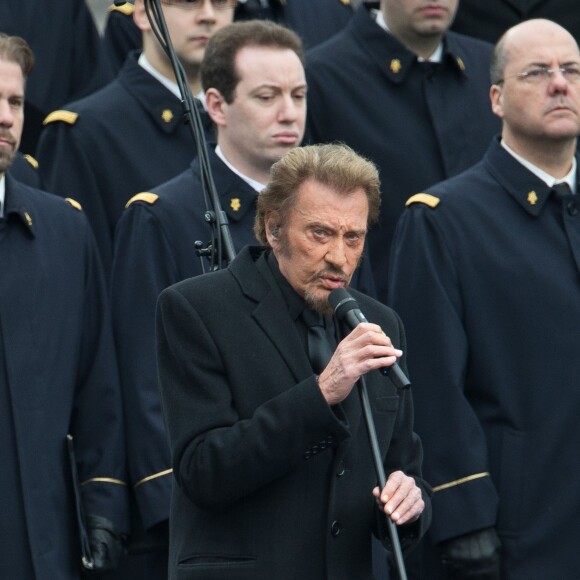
302, 309, 334, 375
552, 182, 578, 216
552, 182, 573, 199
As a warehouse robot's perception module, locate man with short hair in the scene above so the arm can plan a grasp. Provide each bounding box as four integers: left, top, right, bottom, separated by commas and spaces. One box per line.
0, 33, 128, 579
389, 18, 580, 579
36, 0, 235, 273
156, 143, 431, 580
110, 18, 308, 577
306, 0, 500, 303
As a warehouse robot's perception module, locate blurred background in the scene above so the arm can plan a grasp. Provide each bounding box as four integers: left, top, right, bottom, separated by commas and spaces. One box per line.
87, 0, 112, 32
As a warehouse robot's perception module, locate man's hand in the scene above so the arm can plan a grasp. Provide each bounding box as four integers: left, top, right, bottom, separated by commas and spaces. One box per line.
85, 515, 125, 572
372, 470, 425, 525
440, 527, 501, 579
317, 322, 402, 406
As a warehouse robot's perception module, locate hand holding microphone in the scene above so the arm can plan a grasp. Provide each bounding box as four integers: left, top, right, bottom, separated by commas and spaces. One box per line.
316, 289, 410, 405
329, 288, 411, 391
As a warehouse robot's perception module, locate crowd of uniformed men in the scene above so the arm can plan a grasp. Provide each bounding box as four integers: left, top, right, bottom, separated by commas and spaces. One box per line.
2, 0, 580, 578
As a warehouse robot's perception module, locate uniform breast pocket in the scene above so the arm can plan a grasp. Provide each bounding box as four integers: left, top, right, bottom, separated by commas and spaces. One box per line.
177, 554, 257, 580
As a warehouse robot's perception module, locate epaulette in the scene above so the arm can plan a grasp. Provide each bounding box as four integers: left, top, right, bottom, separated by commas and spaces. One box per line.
107, 2, 135, 16
23, 154, 39, 170
43, 110, 78, 126
125, 192, 159, 208
65, 198, 83, 212
405, 193, 441, 208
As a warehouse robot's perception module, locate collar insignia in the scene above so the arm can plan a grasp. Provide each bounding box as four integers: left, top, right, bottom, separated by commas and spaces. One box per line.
390, 59, 402, 74
230, 198, 241, 212
161, 109, 174, 123
527, 191, 538, 205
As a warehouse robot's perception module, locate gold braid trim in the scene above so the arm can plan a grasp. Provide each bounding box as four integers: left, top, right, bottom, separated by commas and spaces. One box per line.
81, 477, 127, 486
134, 469, 173, 489
432, 472, 490, 493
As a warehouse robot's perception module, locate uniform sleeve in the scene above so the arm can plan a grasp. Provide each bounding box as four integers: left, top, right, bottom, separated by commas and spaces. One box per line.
110, 203, 178, 529
71, 218, 129, 534
388, 205, 499, 543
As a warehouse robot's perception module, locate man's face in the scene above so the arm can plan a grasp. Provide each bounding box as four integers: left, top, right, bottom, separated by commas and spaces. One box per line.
211, 46, 307, 182
0, 59, 24, 177
136, 0, 234, 75
164, 0, 234, 70
268, 179, 368, 314
382, 0, 459, 40
491, 21, 580, 149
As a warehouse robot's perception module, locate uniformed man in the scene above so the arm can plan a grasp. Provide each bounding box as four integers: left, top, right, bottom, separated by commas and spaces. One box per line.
389, 18, 580, 579
0, 33, 128, 579
0, 0, 112, 154
306, 0, 501, 303
36, 0, 235, 274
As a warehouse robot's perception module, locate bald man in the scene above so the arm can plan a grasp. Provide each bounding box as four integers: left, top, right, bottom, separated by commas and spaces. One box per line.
389, 19, 580, 579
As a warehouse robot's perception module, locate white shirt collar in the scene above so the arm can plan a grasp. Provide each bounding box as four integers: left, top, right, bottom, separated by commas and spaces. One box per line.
138, 52, 206, 107
373, 9, 444, 62
215, 145, 267, 193
501, 140, 576, 192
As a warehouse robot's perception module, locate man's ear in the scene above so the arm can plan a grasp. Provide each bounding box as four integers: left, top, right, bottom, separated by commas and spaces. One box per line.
205, 88, 227, 127
133, 0, 151, 32
490, 84, 504, 120
265, 214, 281, 248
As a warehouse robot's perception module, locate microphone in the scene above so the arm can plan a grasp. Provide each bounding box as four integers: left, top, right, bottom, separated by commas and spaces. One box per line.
328, 288, 411, 390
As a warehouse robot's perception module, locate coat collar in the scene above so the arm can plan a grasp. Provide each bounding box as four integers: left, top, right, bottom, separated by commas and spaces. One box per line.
120, 51, 212, 137
191, 147, 258, 224
3, 175, 37, 237
483, 138, 579, 217
350, 5, 469, 85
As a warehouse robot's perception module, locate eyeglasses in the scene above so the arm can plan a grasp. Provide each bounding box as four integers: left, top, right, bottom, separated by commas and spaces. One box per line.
496, 65, 580, 85
160, 0, 237, 10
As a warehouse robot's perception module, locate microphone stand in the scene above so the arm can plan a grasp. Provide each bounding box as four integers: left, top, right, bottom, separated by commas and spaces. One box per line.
144, 0, 236, 271
357, 373, 408, 580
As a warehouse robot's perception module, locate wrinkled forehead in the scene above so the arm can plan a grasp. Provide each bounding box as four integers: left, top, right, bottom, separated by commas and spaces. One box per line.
504, 21, 580, 71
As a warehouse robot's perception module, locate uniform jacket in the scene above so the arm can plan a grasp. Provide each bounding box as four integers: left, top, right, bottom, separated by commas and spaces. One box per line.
306, 4, 501, 302
36, 51, 212, 274
111, 149, 377, 530
156, 245, 431, 580
0, 0, 112, 154
452, 0, 580, 44
0, 175, 129, 579
388, 139, 580, 579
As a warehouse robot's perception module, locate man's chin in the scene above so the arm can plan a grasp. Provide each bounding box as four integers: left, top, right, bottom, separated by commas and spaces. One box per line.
304, 288, 334, 315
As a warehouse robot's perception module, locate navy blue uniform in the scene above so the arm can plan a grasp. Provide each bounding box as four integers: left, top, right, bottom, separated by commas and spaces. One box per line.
111, 147, 377, 535
0, 0, 112, 154
0, 175, 129, 579
452, 0, 580, 44
306, 5, 501, 303
110, 151, 258, 533
388, 138, 580, 579
36, 51, 212, 274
